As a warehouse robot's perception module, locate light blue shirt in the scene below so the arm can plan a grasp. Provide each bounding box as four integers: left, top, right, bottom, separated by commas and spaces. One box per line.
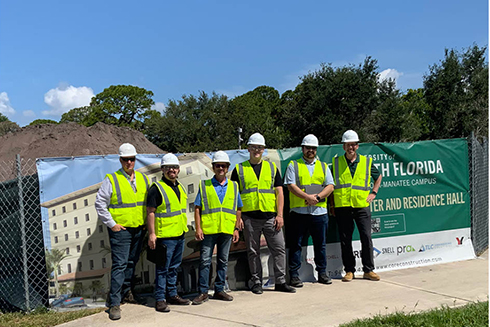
284, 158, 334, 216
194, 176, 243, 208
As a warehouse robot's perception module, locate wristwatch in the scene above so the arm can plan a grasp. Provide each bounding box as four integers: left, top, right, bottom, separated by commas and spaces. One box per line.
315, 195, 321, 201
371, 190, 377, 195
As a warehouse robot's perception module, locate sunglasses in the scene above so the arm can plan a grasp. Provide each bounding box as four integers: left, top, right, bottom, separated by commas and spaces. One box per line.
214, 164, 228, 169
164, 165, 179, 170
304, 146, 317, 151
250, 146, 265, 151
121, 157, 136, 162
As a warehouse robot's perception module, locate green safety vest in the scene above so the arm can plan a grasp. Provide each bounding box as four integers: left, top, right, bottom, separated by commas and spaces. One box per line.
200, 179, 238, 235
153, 180, 189, 238
107, 170, 149, 227
236, 160, 276, 213
332, 155, 372, 208
289, 158, 327, 209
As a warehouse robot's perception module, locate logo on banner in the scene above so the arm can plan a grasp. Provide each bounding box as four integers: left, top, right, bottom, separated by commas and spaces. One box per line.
373, 247, 381, 258
396, 245, 416, 256
419, 242, 452, 252
456, 237, 464, 245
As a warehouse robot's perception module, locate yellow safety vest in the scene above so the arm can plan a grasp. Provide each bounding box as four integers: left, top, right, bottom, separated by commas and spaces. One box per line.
236, 160, 276, 213
289, 158, 327, 209
153, 180, 189, 238
200, 179, 238, 235
107, 170, 149, 227
332, 155, 372, 208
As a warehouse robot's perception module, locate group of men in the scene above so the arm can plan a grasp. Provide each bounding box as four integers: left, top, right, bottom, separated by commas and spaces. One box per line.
95, 129, 382, 320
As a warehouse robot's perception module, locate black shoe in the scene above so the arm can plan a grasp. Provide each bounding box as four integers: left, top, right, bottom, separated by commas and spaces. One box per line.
275, 283, 296, 293
167, 295, 191, 305
155, 300, 170, 312
290, 277, 303, 288
251, 284, 263, 295
318, 274, 333, 285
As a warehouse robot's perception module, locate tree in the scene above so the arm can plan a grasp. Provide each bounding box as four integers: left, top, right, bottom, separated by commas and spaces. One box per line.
60, 106, 92, 124
29, 119, 58, 126
0, 121, 19, 136
45, 248, 68, 297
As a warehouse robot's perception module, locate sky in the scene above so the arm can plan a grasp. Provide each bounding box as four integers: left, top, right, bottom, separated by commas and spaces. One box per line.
0, 0, 488, 127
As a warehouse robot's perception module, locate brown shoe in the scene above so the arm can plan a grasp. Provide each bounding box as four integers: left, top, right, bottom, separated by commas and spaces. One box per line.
213, 291, 233, 301
363, 271, 380, 281
121, 290, 137, 304
109, 305, 121, 320
167, 295, 191, 305
192, 293, 209, 305
155, 300, 170, 312
342, 272, 354, 282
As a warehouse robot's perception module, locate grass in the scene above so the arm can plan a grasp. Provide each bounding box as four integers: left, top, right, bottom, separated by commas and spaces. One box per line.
0, 306, 106, 327
340, 301, 488, 327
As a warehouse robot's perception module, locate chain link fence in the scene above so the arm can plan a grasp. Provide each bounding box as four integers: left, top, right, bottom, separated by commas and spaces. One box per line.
469, 133, 489, 256
0, 156, 47, 312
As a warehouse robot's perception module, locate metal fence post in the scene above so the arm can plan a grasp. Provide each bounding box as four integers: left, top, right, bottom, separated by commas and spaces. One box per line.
16, 154, 30, 311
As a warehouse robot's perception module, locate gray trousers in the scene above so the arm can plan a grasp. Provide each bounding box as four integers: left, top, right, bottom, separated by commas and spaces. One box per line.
242, 214, 286, 285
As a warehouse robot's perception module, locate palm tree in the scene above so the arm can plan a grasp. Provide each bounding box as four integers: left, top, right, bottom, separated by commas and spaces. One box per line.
45, 248, 68, 297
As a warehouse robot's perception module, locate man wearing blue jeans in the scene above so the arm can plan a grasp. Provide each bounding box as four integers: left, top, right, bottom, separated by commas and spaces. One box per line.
147, 153, 191, 313
192, 151, 242, 305
285, 135, 334, 287
95, 143, 149, 320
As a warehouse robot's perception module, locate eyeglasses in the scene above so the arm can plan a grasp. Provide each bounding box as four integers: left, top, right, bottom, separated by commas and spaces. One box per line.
213, 164, 228, 169
345, 143, 359, 147
250, 146, 265, 151
304, 146, 317, 151
164, 165, 179, 170
121, 157, 136, 162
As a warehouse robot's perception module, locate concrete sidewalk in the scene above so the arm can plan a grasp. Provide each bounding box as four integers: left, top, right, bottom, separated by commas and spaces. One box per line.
59, 252, 488, 327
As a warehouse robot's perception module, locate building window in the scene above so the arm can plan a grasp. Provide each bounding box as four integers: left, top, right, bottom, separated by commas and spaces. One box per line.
73, 203, 77, 210
77, 245, 81, 253
62, 206, 66, 213
74, 217, 78, 225
77, 262, 82, 272
189, 203, 195, 213
88, 242, 92, 250
186, 166, 192, 175
89, 260, 94, 270
99, 225, 103, 233
188, 184, 194, 194
102, 258, 107, 268
152, 176, 157, 183
100, 240, 105, 248
52, 209, 56, 217
66, 247, 69, 255
53, 223, 57, 230
87, 228, 91, 236
67, 264, 72, 273
63, 220, 67, 228
64, 234, 68, 241
84, 199, 88, 206
85, 213, 89, 222
75, 231, 79, 239
54, 236, 58, 244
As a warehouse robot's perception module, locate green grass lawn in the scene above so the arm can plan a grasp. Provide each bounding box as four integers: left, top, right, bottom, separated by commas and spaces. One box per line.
340, 301, 488, 327
0, 307, 105, 327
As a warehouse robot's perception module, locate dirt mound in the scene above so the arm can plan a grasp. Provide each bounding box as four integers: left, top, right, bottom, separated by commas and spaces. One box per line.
0, 122, 164, 162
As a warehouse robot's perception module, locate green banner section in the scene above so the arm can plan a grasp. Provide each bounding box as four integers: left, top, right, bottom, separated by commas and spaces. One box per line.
279, 138, 470, 243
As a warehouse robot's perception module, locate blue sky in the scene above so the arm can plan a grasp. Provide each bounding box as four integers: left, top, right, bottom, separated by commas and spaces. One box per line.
0, 0, 487, 126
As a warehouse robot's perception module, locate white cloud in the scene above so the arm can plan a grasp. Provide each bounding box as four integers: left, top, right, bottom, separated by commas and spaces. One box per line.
0, 92, 16, 116
42, 85, 94, 117
379, 68, 403, 85
151, 102, 166, 114
23, 110, 36, 117
216, 86, 249, 98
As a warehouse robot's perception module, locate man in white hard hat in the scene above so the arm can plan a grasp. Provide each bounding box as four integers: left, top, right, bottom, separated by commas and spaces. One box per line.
147, 153, 191, 313
231, 133, 296, 294
331, 130, 382, 282
95, 143, 150, 320
284, 134, 334, 288
191, 151, 243, 305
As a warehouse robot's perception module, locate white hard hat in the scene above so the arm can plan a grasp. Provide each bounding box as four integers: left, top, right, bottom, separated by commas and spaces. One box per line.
247, 133, 266, 146
342, 130, 359, 143
119, 143, 137, 157
161, 153, 180, 166
301, 134, 319, 147
212, 151, 230, 164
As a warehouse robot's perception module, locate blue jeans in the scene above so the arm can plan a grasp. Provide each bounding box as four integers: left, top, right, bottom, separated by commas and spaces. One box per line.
198, 233, 233, 294
108, 226, 144, 306
288, 212, 328, 278
154, 237, 185, 302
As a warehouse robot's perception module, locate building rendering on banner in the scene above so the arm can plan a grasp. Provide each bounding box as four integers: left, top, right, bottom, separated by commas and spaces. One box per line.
41, 154, 213, 297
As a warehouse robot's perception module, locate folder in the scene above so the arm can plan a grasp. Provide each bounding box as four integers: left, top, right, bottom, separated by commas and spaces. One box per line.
147, 242, 167, 266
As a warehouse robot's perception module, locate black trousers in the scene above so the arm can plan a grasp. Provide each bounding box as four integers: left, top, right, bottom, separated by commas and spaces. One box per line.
335, 207, 374, 273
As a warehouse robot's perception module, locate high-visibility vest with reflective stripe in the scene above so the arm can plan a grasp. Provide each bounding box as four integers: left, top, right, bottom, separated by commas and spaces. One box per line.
236, 160, 276, 212
289, 158, 327, 209
200, 179, 238, 235
107, 170, 149, 227
153, 180, 189, 238
332, 155, 372, 208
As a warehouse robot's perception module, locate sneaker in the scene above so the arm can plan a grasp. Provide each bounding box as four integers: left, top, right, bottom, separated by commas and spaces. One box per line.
251, 284, 263, 295
192, 293, 209, 305
109, 305, 121, 320
290, 277, 303, 288
318, 274, 333, 285
213, 291, 233, 301
275, 283, 296, 293
167, 295, 191, 305
155, 300, 170, 312
342, 272, 354, 282
363, 271, 380, 281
